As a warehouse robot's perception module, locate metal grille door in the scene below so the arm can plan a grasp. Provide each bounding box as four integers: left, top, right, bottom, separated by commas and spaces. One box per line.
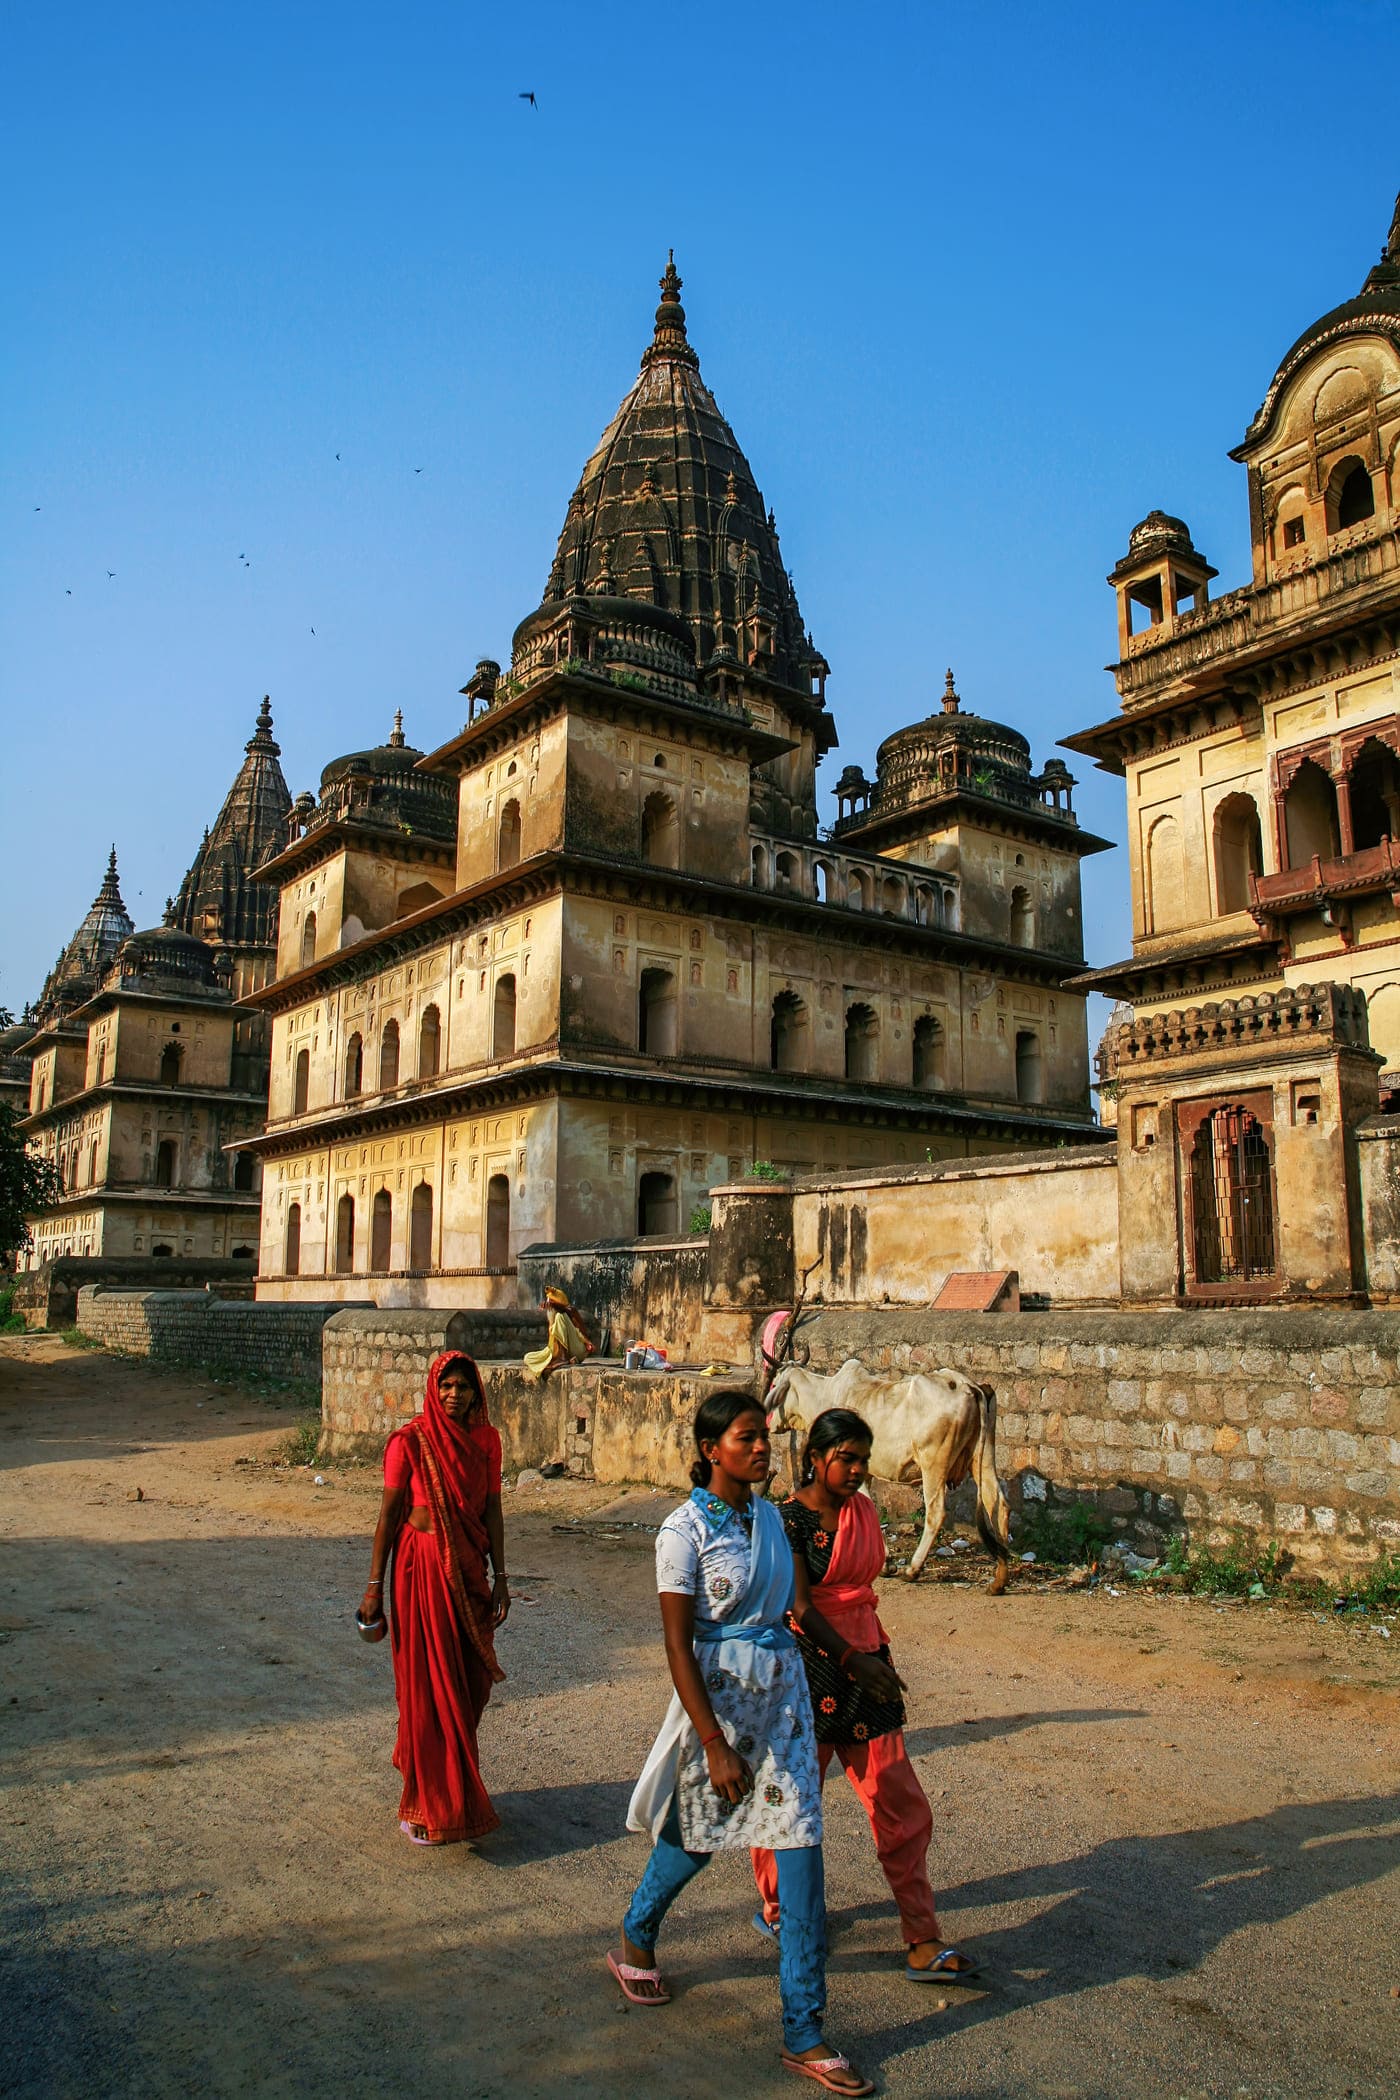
1190, 1105, 1277, 1284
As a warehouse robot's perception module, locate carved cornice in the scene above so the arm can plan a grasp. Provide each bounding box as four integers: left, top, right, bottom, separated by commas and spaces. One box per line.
1104, 982, 1378, 1077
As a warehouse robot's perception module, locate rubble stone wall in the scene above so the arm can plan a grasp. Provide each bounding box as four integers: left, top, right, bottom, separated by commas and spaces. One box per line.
76, 1287, 350, 1384
792, 1306, 1400, 1573
319, 1308, 548, 1457
17, 1256, 257, 1330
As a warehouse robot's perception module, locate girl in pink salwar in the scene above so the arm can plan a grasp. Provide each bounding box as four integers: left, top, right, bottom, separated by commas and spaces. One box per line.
752, 1406, 980, 1985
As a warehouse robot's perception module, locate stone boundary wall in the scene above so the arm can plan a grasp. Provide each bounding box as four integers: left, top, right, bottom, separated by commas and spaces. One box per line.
320, 1308, 548, 1458
791, 1307, 1400, 1574
16, 1256, 257, 1330
76, 1287, 354, 1385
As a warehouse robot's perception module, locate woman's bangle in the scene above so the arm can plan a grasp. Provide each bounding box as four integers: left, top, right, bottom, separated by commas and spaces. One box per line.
365, 1579, 383, 1590
838, 1644, 858, 1672
699, 1730, 724, 1750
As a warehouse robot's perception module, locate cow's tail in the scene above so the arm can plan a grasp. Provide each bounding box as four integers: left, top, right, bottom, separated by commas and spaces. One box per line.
972, 1382, 1013, 1595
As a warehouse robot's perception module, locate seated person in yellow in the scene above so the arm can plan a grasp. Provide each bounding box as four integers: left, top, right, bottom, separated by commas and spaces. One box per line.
523, 1286, 597, 1382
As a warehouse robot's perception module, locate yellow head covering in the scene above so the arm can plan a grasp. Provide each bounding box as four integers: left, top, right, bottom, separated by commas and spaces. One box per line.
544, 1285, 570, 1309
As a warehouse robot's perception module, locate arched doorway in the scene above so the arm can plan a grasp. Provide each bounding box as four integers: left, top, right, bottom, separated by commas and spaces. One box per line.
493, 975, 517, 1058
154, 1139, 176, 1188
485, 1173, 511, 1268
370, 1189, 392, 1273
160, 1041, 182, 1085
844, 1002, 878, 1081
771, 991, 808, 1073
409, 1182, 433, 1270
284, 1202, 302, 1276
335, 1193, 355, 1274
293, 1048, 310, 1114
418, 1004, 441, 1079
642, 791, 680, 868
344, 1032, 363, 1096
498, 798, 522, 869
1015, 1029, 1042, 1104
1213, 793, 1264, 911
912, 1014, 944, 1089
1283, 759, 1340, 866
637, 1170, 677, 1235
638, 967, 677, 1056
1348, 738, 1400, 851
1009, 886, 1033, 946
378, 1020, 400, 1090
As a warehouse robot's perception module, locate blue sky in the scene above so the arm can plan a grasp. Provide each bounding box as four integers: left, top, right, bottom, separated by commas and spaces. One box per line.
4, 0, 1398, 1044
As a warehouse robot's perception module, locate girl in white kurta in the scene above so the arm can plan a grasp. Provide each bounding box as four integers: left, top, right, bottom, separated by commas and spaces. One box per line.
609, 1391, 873, 2098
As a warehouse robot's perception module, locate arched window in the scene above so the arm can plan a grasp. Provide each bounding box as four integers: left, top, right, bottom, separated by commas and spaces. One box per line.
1189, 1104, 1276, 1285
498, 798, 522, 870
370, 1188, 392, 1273
233, 1152, 255, 1192
637, 1170, 677, 1235
1009, 885, 1034, 946
151, 1242, 174, 1259
344, 1032, 363, 1097
752, 843, 768, 888
1282, 759, 1340, 867
485, 1173, 511, 1268
418, 1004, 441, 1079
284, 1201, 302, 1276
1331, 460, 1375, 532
1015, 1029, 1042, 1105
160, 1041, 182, 1085
409, 1182, 433, 1270
881, 876, 905, 917
1213, 793, 1264, 912
335, 1193, 355, 1274
639, 967, 677, 1056
493, 975, 517, 1059
1347, 737, 1400, 852
813, 861, 832, 904
87, 1141, 98, 1185
378, 1020, 399, 1090
155, 1139, 176, 1188
770, 990, 808, 1073
847, 869, 870, 911
301, 911, 317, 968
1145, 814, 1187, 933
912, 1014, 944, 1089
642, 791, 680, 869
844, 1002, 878, 1082
293, 1047, 310, 1114
775, 851, 798, 891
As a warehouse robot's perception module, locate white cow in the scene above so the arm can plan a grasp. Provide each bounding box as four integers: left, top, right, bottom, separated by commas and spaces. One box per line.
766, 1358, 1012, 1591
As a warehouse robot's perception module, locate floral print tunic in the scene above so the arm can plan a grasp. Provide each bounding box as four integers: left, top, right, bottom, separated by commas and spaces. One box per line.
628, 1491, 823, 1853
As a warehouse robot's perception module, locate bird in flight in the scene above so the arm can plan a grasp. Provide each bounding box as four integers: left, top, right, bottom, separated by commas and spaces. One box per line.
65, 588, 72, 595
310, 626, 316, 636
106, 569, 116, 579
335, 452, 341, 461
518, 90, 537, 108
414, 466, 423, 475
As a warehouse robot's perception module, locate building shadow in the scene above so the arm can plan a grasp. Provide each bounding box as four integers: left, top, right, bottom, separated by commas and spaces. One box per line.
902, 1707, 1146, 1757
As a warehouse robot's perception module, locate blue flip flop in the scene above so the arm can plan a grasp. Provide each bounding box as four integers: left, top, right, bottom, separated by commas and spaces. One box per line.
906, 1945, 979, 1984
752, 1910, 780, 1941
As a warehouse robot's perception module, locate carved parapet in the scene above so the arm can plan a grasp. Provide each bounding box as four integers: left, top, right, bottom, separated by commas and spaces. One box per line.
1107, 983, 1377, 1075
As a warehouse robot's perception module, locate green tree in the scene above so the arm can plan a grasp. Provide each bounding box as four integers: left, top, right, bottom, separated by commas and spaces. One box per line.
0, 1008, 58, 1265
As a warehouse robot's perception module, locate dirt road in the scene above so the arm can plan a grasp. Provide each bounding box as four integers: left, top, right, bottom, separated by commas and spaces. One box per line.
3, 1333, 1398, 2100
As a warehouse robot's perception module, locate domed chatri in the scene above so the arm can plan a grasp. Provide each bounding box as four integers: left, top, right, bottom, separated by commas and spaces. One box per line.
116, 912, 226, 994
313, 710, 456, 841
34, 848, 136, 1022
872, 669, 1032, 810
1236, 188, 1400, 452
519, 256, 831, 721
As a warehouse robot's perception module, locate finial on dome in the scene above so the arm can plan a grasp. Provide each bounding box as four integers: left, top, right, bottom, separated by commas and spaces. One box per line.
389, 708, 406, 749
246, 692, 281, 757
942, 668, 961, 715
643, 251, 699, 370
163, 896, 175, 925
1386, 189, 1400, 266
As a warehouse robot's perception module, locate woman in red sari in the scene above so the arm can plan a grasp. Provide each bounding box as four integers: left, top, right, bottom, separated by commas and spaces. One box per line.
359, 1351, 510, 1844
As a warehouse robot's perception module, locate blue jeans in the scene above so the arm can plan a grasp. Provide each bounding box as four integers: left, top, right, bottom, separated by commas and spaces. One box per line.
623, 1804, 826, 2054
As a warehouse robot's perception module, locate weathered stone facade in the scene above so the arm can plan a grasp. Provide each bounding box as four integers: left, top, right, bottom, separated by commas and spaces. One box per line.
14, 704, 292, 1271
76, 1285, 347, 1383
1071, 190, 1400, 1078
243, 263, 1106, 1306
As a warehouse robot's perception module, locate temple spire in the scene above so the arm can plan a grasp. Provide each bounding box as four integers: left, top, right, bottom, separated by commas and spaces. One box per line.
97, 846, 125, 906
246, 693, 280, 756
389, 708, 406, 749
942, 668, 961, 716
642, 250, 699, 371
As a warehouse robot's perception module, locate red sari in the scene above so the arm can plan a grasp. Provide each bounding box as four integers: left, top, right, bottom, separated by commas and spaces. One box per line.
385, 1352, 505, 1842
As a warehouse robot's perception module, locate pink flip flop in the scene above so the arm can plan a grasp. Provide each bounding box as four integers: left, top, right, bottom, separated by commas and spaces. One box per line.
781, 2052, 875, 2096
606, 1949, 671, 2005
399, 1820, 442, 1847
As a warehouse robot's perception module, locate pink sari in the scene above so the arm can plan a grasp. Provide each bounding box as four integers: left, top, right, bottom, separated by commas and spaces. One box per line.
814, 1492, 890, 1652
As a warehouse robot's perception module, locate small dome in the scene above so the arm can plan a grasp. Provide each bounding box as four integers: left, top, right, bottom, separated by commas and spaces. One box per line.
1126, 510, 1194, 557
117, 924, 224, 990
312, 710, 456, 844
